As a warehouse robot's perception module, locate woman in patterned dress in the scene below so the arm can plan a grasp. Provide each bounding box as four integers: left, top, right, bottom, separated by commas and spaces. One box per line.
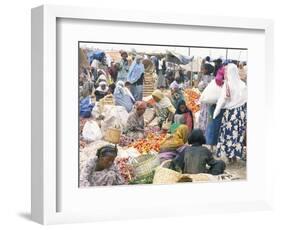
146, 90, 176, 129
80, 145, 124, 187
214, 63, 247, 162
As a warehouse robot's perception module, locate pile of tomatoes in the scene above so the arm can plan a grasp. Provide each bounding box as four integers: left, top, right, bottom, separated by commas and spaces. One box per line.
185, 89, 201, 113
128, 132, 167, 154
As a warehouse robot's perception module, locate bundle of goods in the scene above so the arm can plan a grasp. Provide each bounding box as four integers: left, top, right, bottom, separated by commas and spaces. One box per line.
99, 94, 115, 106
79, 140, 87, 149
144, 126, 161, 134
117, 147, 140, 158
128, 132, 166, 154
80, 96, 94, 118
79, 117, 88, 135
119, 135, 135, 147
184, 88, 201, 113
115, 156, 135, 183
99, 105, 129, 135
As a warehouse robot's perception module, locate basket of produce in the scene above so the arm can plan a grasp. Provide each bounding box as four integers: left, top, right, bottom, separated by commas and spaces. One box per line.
104, 127, 121, 144
153, 160, 192, 184
131, 153, 160, 178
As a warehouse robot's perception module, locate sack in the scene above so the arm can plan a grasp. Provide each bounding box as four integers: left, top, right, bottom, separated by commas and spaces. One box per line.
80, 96, 94, 118
82, 120, 102, 142
199, 79, 222, 104
100, 105, 129, 135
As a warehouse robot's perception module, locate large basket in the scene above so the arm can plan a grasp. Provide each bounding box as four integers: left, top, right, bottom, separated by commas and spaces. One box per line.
153, 160, 212, 184
132, 154, 160, 178
104, 127, 121, 144
153, 160, 189, 184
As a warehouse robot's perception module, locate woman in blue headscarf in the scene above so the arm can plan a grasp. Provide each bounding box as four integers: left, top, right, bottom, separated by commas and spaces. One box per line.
113, 81, 135, 112
127, 55, 145, 101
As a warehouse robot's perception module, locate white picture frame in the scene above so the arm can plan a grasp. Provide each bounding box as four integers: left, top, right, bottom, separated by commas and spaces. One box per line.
31, 4, 274, 225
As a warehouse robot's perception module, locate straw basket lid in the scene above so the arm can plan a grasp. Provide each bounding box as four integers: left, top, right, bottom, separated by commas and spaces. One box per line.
153, 160, 183, 185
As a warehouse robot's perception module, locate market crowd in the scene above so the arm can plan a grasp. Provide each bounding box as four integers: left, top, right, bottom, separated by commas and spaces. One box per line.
79, 49, 248, 186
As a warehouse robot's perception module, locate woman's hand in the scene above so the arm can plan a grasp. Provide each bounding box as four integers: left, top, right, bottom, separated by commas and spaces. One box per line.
144, 120, 149, 127
167, 112, 174, 122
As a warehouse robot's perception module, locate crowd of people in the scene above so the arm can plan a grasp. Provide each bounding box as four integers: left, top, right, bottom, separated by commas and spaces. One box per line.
79, 49, 248, 186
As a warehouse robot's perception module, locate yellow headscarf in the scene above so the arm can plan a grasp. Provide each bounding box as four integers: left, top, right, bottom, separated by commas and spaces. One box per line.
152, 89, 175, 112
152, 89, 164, 100
160, 124, 189, 151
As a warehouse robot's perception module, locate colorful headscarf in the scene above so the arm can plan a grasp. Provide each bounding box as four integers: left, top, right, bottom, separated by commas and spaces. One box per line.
152, 89, 173, 109
160, 124, 189, 151
169, 81, 180, 90
152, 89, 164, 100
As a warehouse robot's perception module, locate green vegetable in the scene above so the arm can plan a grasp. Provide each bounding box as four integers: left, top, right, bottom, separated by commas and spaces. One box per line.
128, 171, 155, 185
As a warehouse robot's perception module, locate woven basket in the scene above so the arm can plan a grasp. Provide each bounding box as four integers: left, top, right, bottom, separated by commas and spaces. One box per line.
104, 127, 121, 144
132, 154, 160, 178
153, 160, 184, 184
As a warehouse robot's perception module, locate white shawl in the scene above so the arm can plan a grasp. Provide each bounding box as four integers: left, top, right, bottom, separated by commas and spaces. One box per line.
213, 63, 247, 118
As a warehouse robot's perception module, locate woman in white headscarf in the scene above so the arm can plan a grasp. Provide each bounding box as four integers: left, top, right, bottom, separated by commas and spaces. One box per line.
113, 80, 135, 112
214, 63, 247, 162
94, 81, 109, 101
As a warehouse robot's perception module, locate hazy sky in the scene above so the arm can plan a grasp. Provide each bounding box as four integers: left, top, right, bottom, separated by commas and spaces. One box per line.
80, 42, 248, 61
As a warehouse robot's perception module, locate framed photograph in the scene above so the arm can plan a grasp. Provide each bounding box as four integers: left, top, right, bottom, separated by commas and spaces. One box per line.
31, 5, 274, 225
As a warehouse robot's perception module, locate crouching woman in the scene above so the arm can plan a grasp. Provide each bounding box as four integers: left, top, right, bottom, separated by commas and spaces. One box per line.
80, 145, 124, 187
